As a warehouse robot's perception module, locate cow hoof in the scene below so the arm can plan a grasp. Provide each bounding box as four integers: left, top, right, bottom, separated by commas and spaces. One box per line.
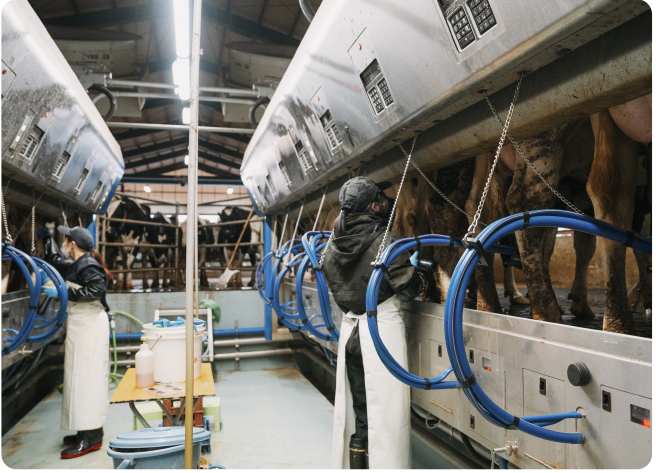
508, 294, 530, 305
570, 303, 595, 319
126, 284, 134, 291
532, 314, 563, 324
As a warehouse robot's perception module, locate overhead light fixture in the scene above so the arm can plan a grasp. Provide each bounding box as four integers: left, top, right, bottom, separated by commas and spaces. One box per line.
172, 0, 190, 102
184, 154, 189, 165
227, 187, 234, 195
143, 185, 152, 193
182, 107, 190, 124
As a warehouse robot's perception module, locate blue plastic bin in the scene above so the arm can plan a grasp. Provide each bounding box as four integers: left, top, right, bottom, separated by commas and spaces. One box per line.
107, 427, 211, 469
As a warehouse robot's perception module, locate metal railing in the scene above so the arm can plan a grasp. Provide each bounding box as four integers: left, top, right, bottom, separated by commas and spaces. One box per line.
96, 194, 263, 289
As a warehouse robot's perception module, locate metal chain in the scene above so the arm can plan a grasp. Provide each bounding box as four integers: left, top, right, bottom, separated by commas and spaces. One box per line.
409, 157, 474, 222
1, 190, 13, 244
319, 209, 342, 264
482, 92, 583, 216
374, 135, 418, 264
31, 206, 36, 255
312, 191, 327, 232
467, 76, 523, 236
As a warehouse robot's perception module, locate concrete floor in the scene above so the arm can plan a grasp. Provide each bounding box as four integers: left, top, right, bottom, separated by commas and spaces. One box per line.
2, 366, 333, 469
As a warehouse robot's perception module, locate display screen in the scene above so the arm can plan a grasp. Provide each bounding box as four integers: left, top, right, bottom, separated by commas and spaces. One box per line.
360, 59, 382, 88
438, 0, 456, 11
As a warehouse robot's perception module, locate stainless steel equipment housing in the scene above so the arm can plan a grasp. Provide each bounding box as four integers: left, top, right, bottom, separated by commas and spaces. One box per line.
2, 0, 124, 216
283, 280, 652, 469
240, 0, 649, 215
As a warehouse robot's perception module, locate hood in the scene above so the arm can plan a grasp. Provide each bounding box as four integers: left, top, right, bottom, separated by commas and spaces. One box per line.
330, 213, 386, 265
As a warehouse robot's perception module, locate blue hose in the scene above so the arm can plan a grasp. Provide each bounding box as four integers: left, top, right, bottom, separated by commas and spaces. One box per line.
258, 240, 304, 305
2, 244, 42, 355
444, 210, 650, 444
271, 252, 307, 331
295, 232, 340, 342
364, 234, 511, 389
27, 257, 68, 343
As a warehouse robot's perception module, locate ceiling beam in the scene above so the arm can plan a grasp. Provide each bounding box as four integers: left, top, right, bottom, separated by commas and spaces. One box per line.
123, 137, 189, 159
111, 123, 251, 148
120, 175, 242, 186
125, 147, 241, 170
42, 4, 299, 46
199, 139, 242, 160
129, 161, 188, 176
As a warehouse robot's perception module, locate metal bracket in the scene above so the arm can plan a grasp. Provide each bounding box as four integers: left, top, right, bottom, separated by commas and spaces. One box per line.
462, 236, 491, 266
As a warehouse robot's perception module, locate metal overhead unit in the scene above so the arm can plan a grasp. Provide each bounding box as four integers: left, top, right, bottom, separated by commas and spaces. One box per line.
240, 0, 650, 215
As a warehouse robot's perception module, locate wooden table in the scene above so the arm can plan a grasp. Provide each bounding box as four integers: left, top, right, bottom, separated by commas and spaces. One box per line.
111, 363, 215, 429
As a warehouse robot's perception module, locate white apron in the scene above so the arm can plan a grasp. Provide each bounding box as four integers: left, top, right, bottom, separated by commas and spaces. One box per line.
61, 282, 110, 431
332, 296, 411, 469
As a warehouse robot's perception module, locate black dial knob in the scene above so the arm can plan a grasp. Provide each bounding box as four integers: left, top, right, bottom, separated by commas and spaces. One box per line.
567, 362, 590, 387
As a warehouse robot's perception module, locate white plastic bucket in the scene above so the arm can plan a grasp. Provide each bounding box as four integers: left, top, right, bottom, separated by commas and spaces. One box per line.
141, 322, 205, 383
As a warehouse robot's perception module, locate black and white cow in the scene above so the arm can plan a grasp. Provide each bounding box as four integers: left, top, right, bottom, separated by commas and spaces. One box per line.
178, 217, 216, 288
217, 206, 259, 287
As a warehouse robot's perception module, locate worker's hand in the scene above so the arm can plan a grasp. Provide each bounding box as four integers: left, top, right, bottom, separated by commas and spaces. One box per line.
42, 286, 59, 298
409, 251, 419, 266
38, 269, 52, 286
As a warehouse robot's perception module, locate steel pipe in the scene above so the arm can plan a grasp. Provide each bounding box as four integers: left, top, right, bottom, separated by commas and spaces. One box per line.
199, 218, 265, 228
106, 79, 259, 97
106, 122, 255, 134
105, 91, 255, 105
211, 348, 294, 360
99, 215, 179, 227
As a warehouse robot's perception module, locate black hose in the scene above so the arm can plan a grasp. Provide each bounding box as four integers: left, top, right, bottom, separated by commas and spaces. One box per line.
299, 0, 316, 22
89, 83, 118, 121
249, 96, 270, 128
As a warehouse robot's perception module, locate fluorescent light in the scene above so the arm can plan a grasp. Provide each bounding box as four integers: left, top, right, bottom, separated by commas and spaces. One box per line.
143, 185, 152, 193
171, 58, 190, 101
184, 155, 189, 165
227, 187, 234, 195
173, 0, 190, 59
182, 107, 190, 124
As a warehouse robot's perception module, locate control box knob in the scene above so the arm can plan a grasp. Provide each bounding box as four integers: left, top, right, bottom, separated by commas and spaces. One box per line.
567, 362, 591, 386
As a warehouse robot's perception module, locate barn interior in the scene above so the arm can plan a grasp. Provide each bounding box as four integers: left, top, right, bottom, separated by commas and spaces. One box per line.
1, 0, 652, 469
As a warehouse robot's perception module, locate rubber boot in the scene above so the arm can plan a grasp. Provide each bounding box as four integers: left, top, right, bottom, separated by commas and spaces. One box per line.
61, 428, 103, 459
62, 432, 80, 446
349, 436, 368, 469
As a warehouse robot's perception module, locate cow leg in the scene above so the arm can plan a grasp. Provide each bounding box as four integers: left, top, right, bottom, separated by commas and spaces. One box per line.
588, 110, 639, 334
125, 249, 135, 291
629, 243, 652, 314
475, 253, 502, 313
506, 128, 565, 323
199, 248, 208, 288
503, 265, 530, 305
116, 251, 125, 291
567, 231, 597, 319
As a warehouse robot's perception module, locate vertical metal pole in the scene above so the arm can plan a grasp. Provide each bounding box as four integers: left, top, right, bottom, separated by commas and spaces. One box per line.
175, 203, 180, 287
185, 0, 202, 468
263, 215, 272, 341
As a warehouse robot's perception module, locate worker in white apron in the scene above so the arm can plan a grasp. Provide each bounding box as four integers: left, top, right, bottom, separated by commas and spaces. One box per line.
322, 177, 431, 469
44, 225, 110, 459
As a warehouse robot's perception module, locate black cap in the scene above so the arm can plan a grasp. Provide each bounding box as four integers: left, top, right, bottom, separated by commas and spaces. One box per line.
57, 225, 94, 251
339, 177, 391, 213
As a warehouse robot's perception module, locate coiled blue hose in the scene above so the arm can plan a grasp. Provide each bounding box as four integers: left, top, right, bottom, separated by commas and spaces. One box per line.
295, 232, 340, 342
258, 240, 304, 306
364, 234, 512, 389
444, 210, 650, 444
27, 256, 68, 343
2, 244, 42, 355
272, 252, 307, 331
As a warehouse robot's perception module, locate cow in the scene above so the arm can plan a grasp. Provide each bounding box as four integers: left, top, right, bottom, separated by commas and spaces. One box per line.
104, 196, 151, 291
178, 217, 216, 288
217, 206, 259, 287
142, 212, 179, 289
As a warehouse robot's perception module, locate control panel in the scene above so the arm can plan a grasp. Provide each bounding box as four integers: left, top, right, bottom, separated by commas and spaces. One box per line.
360, 59, 395, 116
320, 109, 343, 151
438, 0, 497, 51
288, 127, 313, 172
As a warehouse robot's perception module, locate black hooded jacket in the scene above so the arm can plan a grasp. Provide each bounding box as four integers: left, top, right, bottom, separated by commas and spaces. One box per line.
46, 250, 108, 308
321, 213, 423, 314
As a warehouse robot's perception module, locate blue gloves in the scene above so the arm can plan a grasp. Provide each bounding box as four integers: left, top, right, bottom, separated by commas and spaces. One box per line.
42, 286, 59, 298
38, 269, 51, 286
409, 251, 419, 267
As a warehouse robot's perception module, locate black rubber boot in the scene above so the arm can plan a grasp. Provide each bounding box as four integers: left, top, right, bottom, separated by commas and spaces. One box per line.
349, 435, 368, 469
63, 432, 80, 446
61, 428, 103, 459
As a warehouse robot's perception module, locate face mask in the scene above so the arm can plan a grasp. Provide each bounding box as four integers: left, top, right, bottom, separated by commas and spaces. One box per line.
60, 242, 70, 259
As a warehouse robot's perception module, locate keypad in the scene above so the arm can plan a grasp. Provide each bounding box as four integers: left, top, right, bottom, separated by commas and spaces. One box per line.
449, 7, 474, 49
467, 0, 496, 34
368, 86, 384, 114
378, 78, 394, 107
